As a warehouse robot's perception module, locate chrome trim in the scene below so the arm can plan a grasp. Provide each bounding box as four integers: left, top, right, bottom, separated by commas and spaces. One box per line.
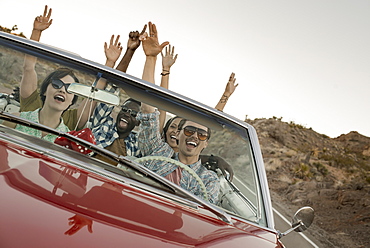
248, 125, 275, 228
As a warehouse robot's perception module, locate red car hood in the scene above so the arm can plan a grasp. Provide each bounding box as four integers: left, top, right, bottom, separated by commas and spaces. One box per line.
0, 141, 281, 247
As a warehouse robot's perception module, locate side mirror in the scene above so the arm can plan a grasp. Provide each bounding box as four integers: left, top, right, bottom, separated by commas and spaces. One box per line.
68, 83, 120, 106
278, 206, 314, 239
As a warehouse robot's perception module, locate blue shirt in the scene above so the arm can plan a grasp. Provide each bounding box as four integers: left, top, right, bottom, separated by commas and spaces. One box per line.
89, 84, 141, 157
137, 110, 220, 204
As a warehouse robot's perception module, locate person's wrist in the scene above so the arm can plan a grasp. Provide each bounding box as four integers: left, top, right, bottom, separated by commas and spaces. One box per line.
127, 47, 137, 52
161, 68, 170, 76
220, 94, 229, 103
145, 55, 158, 62
105, 60, 115, 68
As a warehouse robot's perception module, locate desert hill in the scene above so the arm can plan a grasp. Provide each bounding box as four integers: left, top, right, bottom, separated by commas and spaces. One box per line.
246, 116, 370, 248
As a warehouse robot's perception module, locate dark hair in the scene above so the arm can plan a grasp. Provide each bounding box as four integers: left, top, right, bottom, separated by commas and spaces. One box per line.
123, 98, 141, 107
162, 115, 182, 142
178, 118, 211, 140
39, 68, 79, 107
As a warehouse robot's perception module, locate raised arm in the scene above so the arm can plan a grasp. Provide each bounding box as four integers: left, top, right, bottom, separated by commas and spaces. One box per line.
140, 22, 169, 114
20, 5, 53, 99
115, 25, 147, 73
214, 72, 238, 112
159, 45, 178, 132
160, 45, 177, 89
137, 22, 170, 157
75, 35, 123, 130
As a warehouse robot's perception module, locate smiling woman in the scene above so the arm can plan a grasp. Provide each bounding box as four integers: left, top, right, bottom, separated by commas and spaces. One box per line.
2, 67, 79, 142
1, 5, 125, 140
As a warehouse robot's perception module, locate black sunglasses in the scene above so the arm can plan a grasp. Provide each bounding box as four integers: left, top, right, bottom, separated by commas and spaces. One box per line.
51, 79, 72, 93
121, 106, 138, 118
183, 126, 208, 141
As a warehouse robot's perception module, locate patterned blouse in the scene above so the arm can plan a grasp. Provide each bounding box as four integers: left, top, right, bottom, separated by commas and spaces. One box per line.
15, 108, 70, 143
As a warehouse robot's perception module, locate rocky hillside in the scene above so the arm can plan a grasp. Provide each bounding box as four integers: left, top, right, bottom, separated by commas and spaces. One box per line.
246, 117, 370, 248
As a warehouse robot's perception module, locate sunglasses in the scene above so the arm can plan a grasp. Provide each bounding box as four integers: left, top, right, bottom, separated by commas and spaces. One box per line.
121, 106, 138, 118
51, 79, 72, 93
183, 126, 208, 141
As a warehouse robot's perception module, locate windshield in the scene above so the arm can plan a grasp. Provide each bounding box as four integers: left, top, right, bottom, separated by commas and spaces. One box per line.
0, 33, 267, 227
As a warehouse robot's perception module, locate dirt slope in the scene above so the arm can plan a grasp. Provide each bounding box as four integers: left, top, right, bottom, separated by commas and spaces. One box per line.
247, 117, 370, 248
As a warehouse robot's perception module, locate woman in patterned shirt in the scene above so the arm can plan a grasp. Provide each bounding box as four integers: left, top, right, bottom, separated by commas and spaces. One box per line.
3, 68, 78, 142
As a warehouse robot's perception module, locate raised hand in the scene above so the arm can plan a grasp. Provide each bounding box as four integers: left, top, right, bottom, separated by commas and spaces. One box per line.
141, 22, 169, 57
161, 45, 178, 70
224, 72, 238, 97
127, 24, 147, 51
33, 5, 53, 31
215, 72, 238, 111
115, 25, 147, 73
104, 35, 123, 67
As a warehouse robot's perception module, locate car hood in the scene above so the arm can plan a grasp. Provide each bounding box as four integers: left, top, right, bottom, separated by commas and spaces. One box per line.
0, 140, 281, 248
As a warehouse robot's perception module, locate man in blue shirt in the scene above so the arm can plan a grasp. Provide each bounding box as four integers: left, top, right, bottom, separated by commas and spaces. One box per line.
90, 97, 142, 161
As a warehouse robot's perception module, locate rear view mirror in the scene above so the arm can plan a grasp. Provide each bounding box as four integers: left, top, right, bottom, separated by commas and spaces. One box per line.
68, 83, 120, 106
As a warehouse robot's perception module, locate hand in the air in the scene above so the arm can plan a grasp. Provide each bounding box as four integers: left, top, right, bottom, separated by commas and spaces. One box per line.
33, 5, 53, 31
223, 72, 238, 97
161, 44, 178, 69
104, 35, 123, 65
127, 24, 147, 51
141, 22, 169, 57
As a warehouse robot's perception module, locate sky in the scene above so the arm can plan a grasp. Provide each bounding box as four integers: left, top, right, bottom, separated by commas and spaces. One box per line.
2, 0, 369, 138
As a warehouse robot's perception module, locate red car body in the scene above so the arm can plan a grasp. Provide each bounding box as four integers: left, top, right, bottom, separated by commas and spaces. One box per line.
1, 138, 282, 247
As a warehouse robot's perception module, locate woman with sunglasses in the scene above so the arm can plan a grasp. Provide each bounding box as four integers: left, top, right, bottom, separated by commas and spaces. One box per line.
19, 6, 123, 131
3, 68, 78, 142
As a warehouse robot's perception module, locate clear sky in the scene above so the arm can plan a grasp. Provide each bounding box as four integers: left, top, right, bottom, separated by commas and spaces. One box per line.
2, 0, 369, 138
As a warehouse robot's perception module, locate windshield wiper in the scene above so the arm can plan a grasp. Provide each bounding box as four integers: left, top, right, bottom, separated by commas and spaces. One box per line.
0, 111, 232, 224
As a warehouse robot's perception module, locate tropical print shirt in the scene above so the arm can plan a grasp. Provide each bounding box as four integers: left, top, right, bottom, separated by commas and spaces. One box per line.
15, 108, 69, 142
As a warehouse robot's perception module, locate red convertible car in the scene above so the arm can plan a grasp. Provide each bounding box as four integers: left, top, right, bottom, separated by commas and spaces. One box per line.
0, 31, 313, 247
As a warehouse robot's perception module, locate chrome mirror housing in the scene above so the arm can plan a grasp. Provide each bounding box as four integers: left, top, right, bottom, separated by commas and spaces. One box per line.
278, 206, 315, 239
